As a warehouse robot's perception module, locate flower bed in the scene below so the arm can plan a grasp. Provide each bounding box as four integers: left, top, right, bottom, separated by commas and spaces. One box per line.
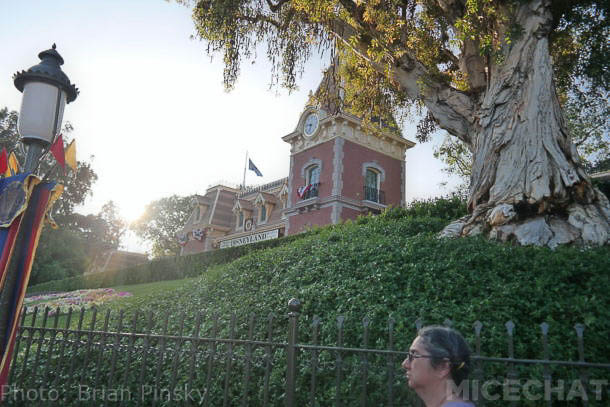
24, 288, 132, 315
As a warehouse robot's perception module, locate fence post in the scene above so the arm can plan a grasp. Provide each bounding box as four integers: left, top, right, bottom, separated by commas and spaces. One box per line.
286, 298, 301, 407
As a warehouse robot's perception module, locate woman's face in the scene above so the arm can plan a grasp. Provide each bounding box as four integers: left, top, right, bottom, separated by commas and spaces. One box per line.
401, 336, 438, 390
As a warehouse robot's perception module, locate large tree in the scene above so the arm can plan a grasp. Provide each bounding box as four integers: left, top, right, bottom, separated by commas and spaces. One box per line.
131, 195, 194, 258
435, 91, 609, 182
179, 0, 609, 246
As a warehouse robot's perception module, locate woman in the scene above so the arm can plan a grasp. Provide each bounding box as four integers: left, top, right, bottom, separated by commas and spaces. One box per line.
402, 325, 474, 407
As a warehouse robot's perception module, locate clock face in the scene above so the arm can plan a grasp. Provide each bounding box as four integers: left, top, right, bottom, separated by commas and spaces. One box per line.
303, 112, 319, 136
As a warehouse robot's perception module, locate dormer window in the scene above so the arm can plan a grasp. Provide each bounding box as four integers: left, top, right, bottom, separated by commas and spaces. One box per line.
278, 183, 289, 210
233, 199, 253, 230
254, 192, 276, 224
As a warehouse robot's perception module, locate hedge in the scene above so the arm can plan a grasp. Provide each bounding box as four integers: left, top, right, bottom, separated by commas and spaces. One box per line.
28, 195, 468, 294
26, 229, 317, 294
24, 211, 608, 406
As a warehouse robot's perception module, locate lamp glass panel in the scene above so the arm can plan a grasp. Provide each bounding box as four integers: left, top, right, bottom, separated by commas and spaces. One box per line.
18, 81, 66, 144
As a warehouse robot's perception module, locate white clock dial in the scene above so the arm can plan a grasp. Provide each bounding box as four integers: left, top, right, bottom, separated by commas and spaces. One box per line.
303, 112, 319, 136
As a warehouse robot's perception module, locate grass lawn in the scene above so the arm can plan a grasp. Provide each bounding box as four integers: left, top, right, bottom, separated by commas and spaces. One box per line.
21, 277, 199, 330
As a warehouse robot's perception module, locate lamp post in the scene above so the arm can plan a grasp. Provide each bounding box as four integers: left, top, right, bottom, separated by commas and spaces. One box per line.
13, 43, 78, 172
0, 45, 78, 377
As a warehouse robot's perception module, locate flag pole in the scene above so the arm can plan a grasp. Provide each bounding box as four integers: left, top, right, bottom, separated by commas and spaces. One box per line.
242, 150, 248, 191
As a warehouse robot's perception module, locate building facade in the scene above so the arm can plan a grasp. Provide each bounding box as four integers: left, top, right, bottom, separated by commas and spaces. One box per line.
178, 73, 415, 255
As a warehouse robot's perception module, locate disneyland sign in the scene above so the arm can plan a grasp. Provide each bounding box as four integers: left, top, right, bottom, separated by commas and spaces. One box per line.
219, 229, 279, 249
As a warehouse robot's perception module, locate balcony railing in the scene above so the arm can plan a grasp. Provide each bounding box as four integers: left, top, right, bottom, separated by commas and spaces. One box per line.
300, 183, 320, 200
363, 185, 385, 204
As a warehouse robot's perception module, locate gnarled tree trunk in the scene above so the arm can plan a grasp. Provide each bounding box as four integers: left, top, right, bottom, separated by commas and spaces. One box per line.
438, 0, 609, 247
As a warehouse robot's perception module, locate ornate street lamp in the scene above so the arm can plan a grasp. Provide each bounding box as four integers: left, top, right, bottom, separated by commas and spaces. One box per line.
0, 45, 78, 392
13, 43, 78, 172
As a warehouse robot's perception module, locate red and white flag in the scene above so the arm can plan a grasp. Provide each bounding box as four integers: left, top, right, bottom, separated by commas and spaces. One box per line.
297, 184, 312, 198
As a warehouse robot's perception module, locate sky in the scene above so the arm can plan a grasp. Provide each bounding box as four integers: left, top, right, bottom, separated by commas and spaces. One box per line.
0, 0, 461, 253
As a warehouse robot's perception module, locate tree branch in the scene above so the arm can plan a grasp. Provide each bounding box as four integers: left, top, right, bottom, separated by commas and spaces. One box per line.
235, 11, 282, 29
330, 17, 475, 145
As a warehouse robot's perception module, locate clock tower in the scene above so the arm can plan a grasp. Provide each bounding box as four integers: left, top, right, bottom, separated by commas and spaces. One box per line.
282, 65, 416, 235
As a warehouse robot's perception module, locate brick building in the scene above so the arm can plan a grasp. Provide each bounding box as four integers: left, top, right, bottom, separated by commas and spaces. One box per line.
178, 69, 415, 255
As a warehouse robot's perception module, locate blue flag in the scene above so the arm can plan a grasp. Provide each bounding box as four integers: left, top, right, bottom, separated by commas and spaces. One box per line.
248, 159, 263, 177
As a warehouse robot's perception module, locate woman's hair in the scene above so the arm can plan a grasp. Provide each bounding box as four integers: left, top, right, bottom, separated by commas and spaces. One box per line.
417, 325, 471, 386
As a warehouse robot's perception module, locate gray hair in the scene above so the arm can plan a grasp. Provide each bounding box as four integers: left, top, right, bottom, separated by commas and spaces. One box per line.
417, 325, 471, 386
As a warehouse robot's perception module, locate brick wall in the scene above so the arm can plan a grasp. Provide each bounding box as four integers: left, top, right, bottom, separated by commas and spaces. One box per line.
288, 206, 333, 235
340, 140, 403, 206
291, 140, 335, 202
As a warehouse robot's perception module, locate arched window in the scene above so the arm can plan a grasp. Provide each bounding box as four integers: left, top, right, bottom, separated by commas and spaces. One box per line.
260, 205, 267, 222
365, 168, 380, 202
238, 211, 244, 228
306, 165, 320, 185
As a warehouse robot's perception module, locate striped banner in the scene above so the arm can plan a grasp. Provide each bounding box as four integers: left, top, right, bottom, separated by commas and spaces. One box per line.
0, 179, 62, 398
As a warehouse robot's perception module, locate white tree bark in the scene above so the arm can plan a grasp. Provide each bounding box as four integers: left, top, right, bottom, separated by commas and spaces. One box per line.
332, 0, 609, 247
439, 0, 610, 247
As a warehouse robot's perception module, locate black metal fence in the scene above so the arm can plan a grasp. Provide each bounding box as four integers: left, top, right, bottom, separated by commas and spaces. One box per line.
4, 299, 609, 406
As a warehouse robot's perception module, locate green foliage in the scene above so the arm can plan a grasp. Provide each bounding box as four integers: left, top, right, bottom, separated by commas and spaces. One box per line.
24, 212, 608, 405
18, 206, 610, 405
401, 194, 468, 220
29, 229, 88, 285
1, 107, 116, 285
182, 1, 608, 133
131, 194, 195, 258
26, 229, 316, 294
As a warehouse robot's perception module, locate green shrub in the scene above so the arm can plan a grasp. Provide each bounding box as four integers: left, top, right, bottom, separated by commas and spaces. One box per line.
23, 215, 607, 405
402, 193, 468, 220
26, 229, 317, 294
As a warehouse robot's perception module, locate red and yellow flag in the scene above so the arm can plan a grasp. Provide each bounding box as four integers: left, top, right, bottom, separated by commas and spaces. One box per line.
0, 148, 7, 176
49, 134, 65, 170
5, 152, 20, 177
65, 140, 77, 172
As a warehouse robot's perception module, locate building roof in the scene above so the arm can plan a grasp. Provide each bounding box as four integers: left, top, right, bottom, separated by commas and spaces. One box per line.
255, 191, 278, 205
193, 194, 212, 206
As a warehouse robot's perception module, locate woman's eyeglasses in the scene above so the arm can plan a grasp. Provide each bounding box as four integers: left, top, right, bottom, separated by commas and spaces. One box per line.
405, 351, 436, 363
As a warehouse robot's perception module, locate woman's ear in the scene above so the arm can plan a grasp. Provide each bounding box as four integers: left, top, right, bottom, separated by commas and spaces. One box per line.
433, 360, 452, 380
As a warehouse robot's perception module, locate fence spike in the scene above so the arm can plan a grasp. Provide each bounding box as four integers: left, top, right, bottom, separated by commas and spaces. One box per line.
362, 316, 370, 328
574, 323, 584, 338
505, 320, 515, 335
415, 317, 423, 331
337, 315, 345, 328
540, 322, 549, 336
443, 318, 453, 328
474, 320, 483, 335
312, 315, 320, 327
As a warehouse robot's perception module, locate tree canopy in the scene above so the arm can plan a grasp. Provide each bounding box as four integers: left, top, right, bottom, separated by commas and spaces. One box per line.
180, 0, 607, 137
131, 194, 195, 258
181, 0, 610, 246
